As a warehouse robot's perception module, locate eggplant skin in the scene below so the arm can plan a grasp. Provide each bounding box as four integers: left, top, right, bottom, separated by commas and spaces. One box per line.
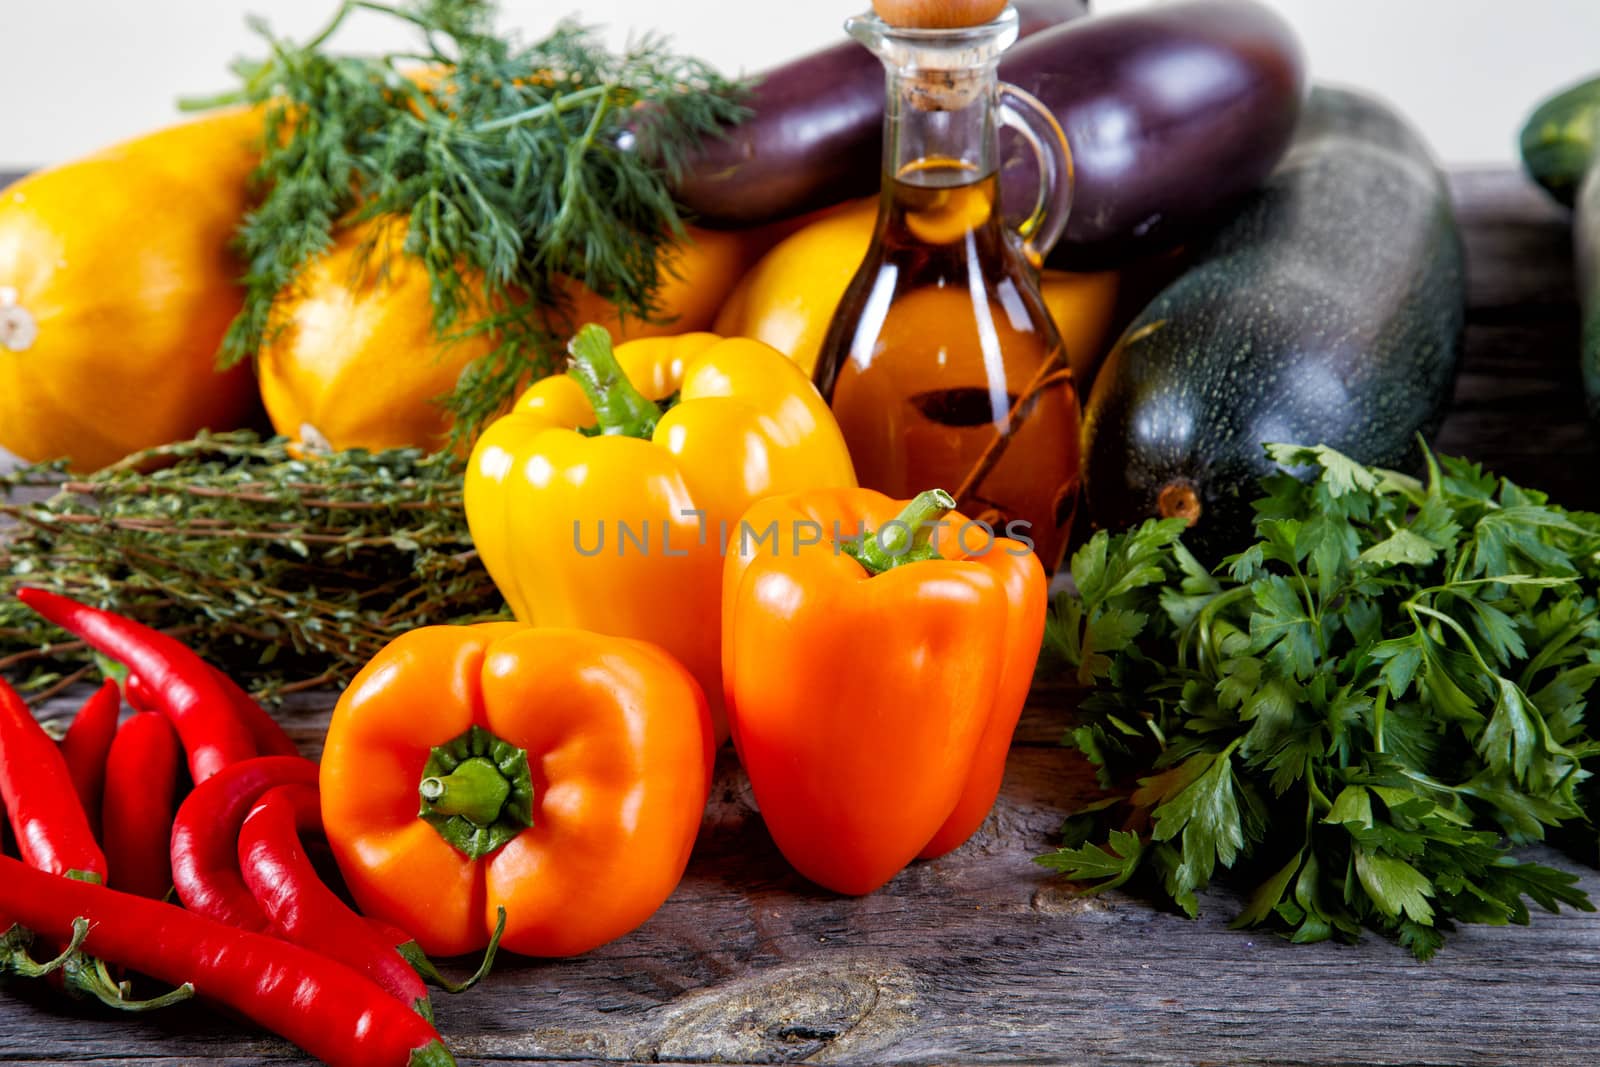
1081, 87, 1466, 560
670, 0, 1088, 229
1006, 0, 1306, 269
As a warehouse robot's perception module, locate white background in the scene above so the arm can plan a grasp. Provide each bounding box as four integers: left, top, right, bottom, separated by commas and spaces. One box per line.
2, 0, 1600, 168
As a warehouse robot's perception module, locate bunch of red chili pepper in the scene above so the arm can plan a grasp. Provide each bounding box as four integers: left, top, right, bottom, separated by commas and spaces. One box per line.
0, 589, 481, 1067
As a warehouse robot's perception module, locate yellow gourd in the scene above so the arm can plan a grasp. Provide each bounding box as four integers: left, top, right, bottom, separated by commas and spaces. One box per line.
258, 222, 762, 454
715, 198, 1121, 384
0, 109, 261, 470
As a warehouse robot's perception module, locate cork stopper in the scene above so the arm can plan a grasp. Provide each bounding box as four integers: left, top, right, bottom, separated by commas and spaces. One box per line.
871, 0, 1007, 29
849, 1, 1015, 113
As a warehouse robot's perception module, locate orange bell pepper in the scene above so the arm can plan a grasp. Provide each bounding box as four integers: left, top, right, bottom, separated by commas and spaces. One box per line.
722, 488, 1046, 895
319, 623, 713, 957
464, 324, 856, 743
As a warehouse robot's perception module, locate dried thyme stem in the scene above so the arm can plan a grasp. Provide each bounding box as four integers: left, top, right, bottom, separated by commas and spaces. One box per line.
0, 432, 508, 699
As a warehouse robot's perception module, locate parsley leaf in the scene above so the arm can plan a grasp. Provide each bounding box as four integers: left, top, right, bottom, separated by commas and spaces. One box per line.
1035, 829, 1145, 892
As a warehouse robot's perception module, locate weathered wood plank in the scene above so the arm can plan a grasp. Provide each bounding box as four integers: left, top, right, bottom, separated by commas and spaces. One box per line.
7, 168, 1600, 1066
5, 743, 1600, 1066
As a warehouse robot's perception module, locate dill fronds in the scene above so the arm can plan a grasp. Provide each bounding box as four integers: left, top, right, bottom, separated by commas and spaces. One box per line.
190, 0, 747, 449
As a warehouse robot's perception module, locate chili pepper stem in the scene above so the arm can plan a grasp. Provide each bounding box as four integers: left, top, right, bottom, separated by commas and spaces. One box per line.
410, 1040, 457, 1067
842, 489, 958, 575
394, 907, 508, 994
4, 917, 194, 1009
566, 324, 662, 438
62, 950, 197, 1011
2, 917, 90, 979
419, 758, 512, 826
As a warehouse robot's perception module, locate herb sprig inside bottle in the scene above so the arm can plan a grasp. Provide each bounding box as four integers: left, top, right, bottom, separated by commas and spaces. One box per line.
187, 0, 748, 449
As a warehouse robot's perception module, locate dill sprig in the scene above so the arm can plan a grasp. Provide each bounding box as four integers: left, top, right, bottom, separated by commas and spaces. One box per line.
189, 0, 747, 448
0, 432, 507, 699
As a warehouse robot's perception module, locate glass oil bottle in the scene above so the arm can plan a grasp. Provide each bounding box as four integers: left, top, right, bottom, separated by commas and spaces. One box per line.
813, 4, 1080, 569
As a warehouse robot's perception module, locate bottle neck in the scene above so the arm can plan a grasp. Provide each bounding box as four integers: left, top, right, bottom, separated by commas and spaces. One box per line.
882, 62, 1001, 184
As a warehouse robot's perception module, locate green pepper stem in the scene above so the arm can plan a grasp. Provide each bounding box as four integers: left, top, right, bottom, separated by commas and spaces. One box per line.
843, 489, 958, 575
419, 758, 511, 827
417, 726, 534, 860
1, 917, 89, 979
66, 954, 196, 1011
567, 323, 661, 438
408, 1039, 459, 1067
396, 907, 507, 994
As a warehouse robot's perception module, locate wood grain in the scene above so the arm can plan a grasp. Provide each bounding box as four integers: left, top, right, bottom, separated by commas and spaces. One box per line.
5, 168, 1600, 1066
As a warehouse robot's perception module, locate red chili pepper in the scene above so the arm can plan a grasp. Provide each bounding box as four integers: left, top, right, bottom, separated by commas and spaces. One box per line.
239, 784, 434, 1018
170, 756, 318, 930
0, 854, 455, 1066
102, 711, 182, 899
212, 666, 301, 757
0, 677, 106, 881
127, 668, 298, 759
2, 681, 195, 1009
17, 588, 256, 782
58, 680, 121, 832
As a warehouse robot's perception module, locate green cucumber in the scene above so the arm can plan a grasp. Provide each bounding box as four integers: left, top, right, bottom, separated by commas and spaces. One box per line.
1081, 87, 1466, 558
1520, 75, 1600, 419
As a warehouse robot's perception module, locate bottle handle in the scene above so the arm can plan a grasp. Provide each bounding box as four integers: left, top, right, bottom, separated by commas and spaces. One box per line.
996, 83, 1074, 266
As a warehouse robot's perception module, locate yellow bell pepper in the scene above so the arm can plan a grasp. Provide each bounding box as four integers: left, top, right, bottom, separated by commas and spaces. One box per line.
464, 325, 857, 741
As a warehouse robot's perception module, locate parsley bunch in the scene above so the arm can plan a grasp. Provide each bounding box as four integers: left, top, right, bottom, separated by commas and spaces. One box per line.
1039, 444, 1600, 958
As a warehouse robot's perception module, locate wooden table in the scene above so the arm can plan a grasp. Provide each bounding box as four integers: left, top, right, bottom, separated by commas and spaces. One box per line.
5, 169, 1600, 1066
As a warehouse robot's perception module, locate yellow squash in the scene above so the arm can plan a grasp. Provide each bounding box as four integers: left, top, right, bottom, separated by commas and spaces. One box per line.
465, 326, 857, 742
256, 218, 496, 455
715, 198, 1121, 383
259, 223, 763, 454
0, 109, 261, 470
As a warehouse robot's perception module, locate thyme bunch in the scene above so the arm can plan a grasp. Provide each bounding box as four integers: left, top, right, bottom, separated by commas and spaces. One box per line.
0, 433, 507, 699
190, 0, 747, 448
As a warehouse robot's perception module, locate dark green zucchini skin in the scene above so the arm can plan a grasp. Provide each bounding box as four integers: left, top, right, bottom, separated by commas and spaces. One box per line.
1520, 76, 1600, 419
1520, 75, 1600, 207
1579, 168, 1600, 418
1081, 87, 1466, 558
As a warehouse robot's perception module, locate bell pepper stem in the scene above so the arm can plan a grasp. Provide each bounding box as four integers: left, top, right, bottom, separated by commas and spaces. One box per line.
567, 323, 661, 439
418, 758, 511, 827
843, 489, 958, 575
418, 726, 534, 860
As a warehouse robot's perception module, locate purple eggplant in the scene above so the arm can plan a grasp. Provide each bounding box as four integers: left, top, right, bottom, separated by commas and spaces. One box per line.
670, 0, 1089, 229
1003, 0, 1306, 268
673, 0, 1304, 271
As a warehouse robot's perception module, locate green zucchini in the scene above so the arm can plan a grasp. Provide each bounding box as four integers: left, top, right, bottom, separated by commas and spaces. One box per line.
1520, 75, 1600, 419
1521, 76, 1600, 206
1081, 87, 1465, 557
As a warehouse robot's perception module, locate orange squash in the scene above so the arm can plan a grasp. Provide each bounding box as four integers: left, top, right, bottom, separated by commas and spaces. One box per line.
258, 222, 764, 454
0, 108, 261, 470
715, 199, 1121, 384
